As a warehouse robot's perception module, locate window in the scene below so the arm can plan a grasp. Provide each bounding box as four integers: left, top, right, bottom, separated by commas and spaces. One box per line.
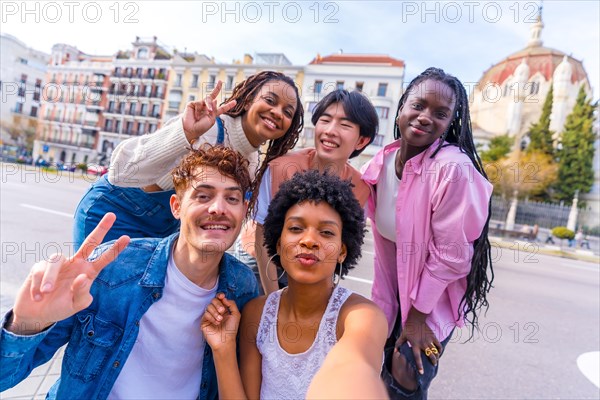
125, 121, 133, 134
147, 68, 155, 79
118, 103, 125, 113
336, 81, 344, 90
191, 74, 199, 88
144, 85, 152, 97
307, 101, 318, 113
377, 83, 388, 97
149, 123, 156, 133
137, 48, 149, 59
355, 82, 364, 92
208, 75, 216, 89
226, 75, 234, 90
374, 106, 389, 119
130, 103, 137, 115
30, 106, 38, 117
108, 101, 115, 113
136, 68, 144, 78
189, 95, 196, 102
140, 103, 148, 116
175, 74, 182, 87
314, 80, 323, 94
151, 104, 160, 117
104, 119, 113, 131
137, 122, 145, 134
115, 120, 122, 133
373, 134, 385, 146
529, 81, 540, 95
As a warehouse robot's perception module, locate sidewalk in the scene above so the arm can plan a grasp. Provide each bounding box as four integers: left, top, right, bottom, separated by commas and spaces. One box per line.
0, 347, 64, 399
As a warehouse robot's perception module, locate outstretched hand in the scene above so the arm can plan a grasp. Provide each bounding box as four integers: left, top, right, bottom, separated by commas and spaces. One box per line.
182, 81, 237, 143
201, 293, 240, 352
7, 213, 129, 335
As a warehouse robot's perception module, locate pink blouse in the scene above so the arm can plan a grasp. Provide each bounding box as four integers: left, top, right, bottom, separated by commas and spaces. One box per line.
362, 139, 493, 340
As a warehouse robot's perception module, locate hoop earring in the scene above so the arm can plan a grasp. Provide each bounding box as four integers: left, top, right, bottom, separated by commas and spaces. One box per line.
333, 262, 343, 287
266, 254, 286, 281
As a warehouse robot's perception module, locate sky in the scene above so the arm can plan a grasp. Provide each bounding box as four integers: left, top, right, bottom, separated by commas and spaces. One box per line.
2, 0, 599, 99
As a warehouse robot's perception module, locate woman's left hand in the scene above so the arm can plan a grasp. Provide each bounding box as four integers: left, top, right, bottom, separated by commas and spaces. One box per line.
396, 307, 443, 374
201, 293, 240, 352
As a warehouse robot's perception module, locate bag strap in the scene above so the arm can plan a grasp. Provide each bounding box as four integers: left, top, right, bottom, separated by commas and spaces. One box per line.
216, 117, 225, 144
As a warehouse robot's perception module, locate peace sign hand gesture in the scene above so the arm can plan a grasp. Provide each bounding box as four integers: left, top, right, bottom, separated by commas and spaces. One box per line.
182, 80, 237, 143
7, 213, 130, 335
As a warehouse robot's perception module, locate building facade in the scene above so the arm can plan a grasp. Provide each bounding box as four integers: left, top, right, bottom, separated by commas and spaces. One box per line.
299, 53, 405, 168
33, 44, 112, 165
469, 12, 598, 224
0, 34, 49, 146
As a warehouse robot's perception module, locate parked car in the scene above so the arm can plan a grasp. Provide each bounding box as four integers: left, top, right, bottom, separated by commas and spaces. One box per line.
35, 157, 50, 167
56, 162, 77, 172
86, 164, 108, 176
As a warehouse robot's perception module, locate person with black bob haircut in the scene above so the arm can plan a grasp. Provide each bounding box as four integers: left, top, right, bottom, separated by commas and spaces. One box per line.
253, 89, 379, 294
200, 170, 388, 399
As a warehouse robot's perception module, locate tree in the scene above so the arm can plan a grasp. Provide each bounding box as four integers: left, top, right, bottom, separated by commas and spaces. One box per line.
527, 85, 555, 157
553, 86, 597, 202
487, 150, 558, 200
480, 134, 512, 163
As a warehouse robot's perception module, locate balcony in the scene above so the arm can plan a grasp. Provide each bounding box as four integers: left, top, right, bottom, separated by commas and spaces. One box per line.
47, 138, 95, 149
82, 127, 99, 135
86, 103, 103, 112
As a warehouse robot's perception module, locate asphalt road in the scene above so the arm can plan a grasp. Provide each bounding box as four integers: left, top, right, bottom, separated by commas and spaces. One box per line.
1, 163, 599, 399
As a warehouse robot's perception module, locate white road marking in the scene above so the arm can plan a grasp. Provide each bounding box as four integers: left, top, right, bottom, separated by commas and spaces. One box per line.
20, 204, 73, 218
577, 351, 600, 388
344, 276, 373, 284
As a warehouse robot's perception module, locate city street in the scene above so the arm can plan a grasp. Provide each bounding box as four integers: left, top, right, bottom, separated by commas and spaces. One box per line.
1, 163, 599, 399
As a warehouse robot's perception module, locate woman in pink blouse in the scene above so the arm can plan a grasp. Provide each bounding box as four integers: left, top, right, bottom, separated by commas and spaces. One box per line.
362, 67, 494, 399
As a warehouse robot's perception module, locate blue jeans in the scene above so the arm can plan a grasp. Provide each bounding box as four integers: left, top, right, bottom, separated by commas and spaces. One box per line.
73, 175, 180, 250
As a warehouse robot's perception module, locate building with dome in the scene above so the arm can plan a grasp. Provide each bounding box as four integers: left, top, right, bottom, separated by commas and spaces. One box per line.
470, 10, 599, 223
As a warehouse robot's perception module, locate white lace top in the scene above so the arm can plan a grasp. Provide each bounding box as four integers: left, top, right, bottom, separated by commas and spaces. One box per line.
256, 285, 352, 399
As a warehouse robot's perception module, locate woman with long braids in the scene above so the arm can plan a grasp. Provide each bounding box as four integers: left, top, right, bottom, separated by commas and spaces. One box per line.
362, 67, 494, 399
73, 71, 303, 249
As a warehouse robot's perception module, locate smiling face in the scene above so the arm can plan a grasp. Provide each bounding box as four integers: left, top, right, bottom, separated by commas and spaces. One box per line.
314, 102, 371, 167
396, 79, 456, 149
171, 166, 247, 255
277, 201, 347, 286
242, 80, 298, 147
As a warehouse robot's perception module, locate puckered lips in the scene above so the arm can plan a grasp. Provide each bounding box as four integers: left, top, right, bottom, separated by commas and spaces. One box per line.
295, 252, 320, 267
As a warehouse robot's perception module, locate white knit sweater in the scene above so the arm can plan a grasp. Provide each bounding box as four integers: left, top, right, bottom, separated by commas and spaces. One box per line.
107, 115, 259, 190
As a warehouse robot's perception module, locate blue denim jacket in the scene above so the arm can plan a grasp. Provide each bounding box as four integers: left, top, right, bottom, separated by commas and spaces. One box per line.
0, 233, 259, 399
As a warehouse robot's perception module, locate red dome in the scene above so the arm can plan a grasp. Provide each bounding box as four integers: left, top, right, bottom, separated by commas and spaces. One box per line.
479, 45, 588, 86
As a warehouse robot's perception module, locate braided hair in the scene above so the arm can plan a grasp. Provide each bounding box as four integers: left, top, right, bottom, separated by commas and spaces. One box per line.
395, 67, 494, 332
223, 71, 304, 215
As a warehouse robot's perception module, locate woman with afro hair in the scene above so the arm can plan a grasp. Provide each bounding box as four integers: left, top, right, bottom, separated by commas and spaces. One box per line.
200, 170, 388, 399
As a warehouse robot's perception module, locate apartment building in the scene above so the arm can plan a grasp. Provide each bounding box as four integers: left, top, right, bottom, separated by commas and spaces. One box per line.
101, 36, 171, 162
0, 34, 50, 143
300, 53, 405, 168
165, 52, 304, 122
34, 43, 112, 165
